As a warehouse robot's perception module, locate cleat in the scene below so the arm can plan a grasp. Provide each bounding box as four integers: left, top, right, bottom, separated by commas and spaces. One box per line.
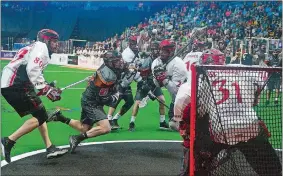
1, 137, 16, 163
128, 122, 135, 132
159, 121, 170, 130
111, 119, 121, 130
69, 135, 82, 154
47, 109, 62, 122
46, 145, 68, 159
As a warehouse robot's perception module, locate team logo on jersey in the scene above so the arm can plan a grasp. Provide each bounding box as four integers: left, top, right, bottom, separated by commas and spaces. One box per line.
99, 88, 109, 96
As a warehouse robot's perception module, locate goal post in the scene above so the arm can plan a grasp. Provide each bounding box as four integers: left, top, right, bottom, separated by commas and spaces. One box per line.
190, 65, 282, 176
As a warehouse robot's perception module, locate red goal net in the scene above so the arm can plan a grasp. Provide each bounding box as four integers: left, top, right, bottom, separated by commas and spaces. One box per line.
190, 65, 282, 176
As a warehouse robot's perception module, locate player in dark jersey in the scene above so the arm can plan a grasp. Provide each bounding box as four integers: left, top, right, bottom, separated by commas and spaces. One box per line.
47, 51, 127, 153
125, 41, 169, 131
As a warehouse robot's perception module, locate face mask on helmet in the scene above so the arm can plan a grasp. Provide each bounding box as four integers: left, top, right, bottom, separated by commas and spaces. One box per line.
150, 42, 160, 58
103, 51, 126, 71
159, 40, 175, 61
202, 49, 225, 65
37, 29, 59, 55
129, 36, 138, 52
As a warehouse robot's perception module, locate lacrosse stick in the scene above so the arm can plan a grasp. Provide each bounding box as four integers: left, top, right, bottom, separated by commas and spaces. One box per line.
60, 76, 91, 91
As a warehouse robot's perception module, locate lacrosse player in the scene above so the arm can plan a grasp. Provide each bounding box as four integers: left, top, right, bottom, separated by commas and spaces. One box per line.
1, 29, 68, 163
176, 49, 281, 175
47, 51, 126, 153
107, 36, 143, 131
128, 41, 169, 131
152, 39, 188, 131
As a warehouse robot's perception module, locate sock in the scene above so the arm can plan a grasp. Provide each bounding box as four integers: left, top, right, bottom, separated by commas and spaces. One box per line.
58, 114, 71, 124
160, 115, 165, 122
107, 115, 113, 120
77, 132, 88, 141
7, 137, 16, 145
113, 113, 121, 120
130, 116, 136, 123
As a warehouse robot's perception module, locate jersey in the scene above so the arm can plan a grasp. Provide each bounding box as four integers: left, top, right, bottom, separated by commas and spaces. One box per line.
199, 64, 267, 145
82, 71, 118, 107
120, 47, 142, 88
1, 42, 50, 90
151, 56, 187, 97
182, 51, 203, 96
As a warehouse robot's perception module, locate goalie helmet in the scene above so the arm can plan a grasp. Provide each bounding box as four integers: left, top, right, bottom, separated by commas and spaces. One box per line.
102, 51, 126, 71
37, 29, 59, 55
159, 40, 175, 62
201, 49, 225, 65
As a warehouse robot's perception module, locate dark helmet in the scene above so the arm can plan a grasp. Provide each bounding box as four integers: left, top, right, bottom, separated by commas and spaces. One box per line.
150, 40, 160, 58
102, 51, 126, 71
37, 29, 59, 54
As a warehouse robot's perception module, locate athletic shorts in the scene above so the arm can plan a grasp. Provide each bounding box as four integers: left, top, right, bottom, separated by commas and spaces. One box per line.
81, 100, 107, 126
135, 82, 163, 101
1, 85, 45, 117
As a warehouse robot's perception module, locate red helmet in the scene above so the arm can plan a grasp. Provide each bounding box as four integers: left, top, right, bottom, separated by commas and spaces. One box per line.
201, 49, 225, 65
129, 36, 137, 43
37, 29, 59, 54
159, 40, 175, 52
37, 29, 59, 42
159, 40, 175, 61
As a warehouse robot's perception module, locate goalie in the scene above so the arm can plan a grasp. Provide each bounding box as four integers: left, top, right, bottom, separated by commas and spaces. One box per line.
175, 49, 282, 176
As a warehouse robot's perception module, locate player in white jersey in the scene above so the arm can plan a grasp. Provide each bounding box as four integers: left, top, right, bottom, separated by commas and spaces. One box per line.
176, 49, 281, 175
152, 39, 187, 131
1, 29, 68, 163
107, 36, 142, 131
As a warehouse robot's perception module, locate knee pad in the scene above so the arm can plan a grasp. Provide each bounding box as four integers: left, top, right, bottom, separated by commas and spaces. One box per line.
121, 97, 134, 114
31, 105, 48, 126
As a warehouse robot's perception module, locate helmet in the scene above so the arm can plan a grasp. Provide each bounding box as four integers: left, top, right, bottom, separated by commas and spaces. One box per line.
37, 29, 59, 54
192, 40, 205, 52
128, 35, 138, 53
102, 51, 126, 71
159, 40, 175, 61
201, 49, 225, 65
150, 40, 160, 58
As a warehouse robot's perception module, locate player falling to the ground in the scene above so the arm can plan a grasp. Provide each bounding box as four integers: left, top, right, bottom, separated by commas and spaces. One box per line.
47, 51, 126, 153
1, 29, 68, 163
108, 36, 142, 131
175, 48, 282, 175
128, 41, 169, 131
264, 48, 282, 105
152, 39, 188, 131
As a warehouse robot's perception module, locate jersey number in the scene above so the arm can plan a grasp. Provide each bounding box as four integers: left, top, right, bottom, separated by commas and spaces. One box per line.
212, 80, 243, 105
10, 48, 28, 63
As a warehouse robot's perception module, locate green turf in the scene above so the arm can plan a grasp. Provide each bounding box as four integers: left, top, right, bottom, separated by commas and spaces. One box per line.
1, 60, 181, 157
1, 60, 281, 158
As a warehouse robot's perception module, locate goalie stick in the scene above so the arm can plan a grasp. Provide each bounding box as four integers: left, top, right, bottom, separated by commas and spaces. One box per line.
60, 76, 91, 91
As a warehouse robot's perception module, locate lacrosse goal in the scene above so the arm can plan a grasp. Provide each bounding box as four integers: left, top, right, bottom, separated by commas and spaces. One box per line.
189, 65, 282, 176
